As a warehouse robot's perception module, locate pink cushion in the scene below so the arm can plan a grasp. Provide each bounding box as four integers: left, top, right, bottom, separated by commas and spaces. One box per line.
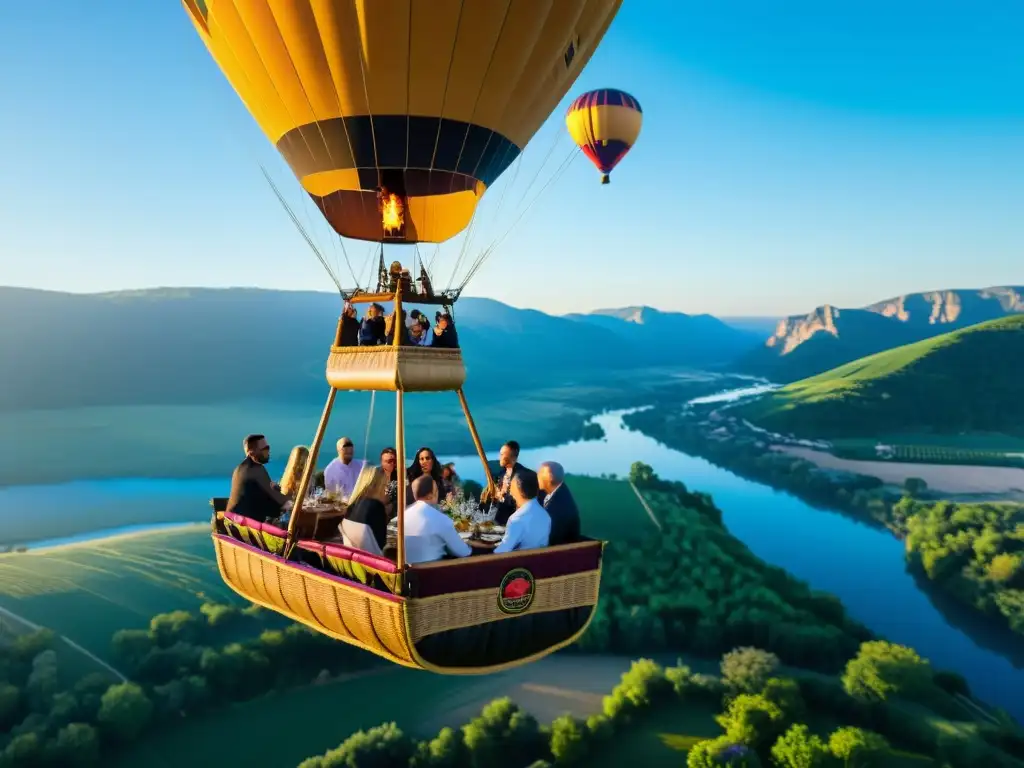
260, 521, 288, 538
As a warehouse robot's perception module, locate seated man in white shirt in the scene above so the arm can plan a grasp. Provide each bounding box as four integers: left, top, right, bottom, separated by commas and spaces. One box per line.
402, 475, 473, 564
492, 472, 551, 555
323, 437, 365, 499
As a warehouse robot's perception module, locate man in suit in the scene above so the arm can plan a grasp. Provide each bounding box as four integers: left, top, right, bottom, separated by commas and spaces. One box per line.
537, 461, 581, 546
490, 440, 541, 526
227, 434, 292, 523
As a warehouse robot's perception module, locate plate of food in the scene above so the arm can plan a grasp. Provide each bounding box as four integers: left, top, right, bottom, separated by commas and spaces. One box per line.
479, 532, 503, 543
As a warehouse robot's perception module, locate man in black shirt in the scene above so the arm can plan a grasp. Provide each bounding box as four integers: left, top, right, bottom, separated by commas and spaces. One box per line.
490, 440, 541, 526
537, 461, 581, 546
227, 434, 291, 523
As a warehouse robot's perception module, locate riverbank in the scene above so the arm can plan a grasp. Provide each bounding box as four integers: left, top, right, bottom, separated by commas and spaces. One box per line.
623, 404, 1024, 645
777, 445, 1024, 495
4, 400, 1024, 721
0, 369, 745, 488
6, 476, 1020, 768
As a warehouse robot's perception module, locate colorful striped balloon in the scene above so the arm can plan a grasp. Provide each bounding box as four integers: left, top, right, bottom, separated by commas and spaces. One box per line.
565, 88, 642, 184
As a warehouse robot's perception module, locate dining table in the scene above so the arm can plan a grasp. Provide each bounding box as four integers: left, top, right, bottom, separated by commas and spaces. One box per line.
299, 500, 348, 540
385, 520, 505, 556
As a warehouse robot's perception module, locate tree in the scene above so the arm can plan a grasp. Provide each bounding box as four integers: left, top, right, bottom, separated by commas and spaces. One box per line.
932, 670, 970, 697
770, 724, 832, 768
720, 647, 780, 694
0, 682, 20, 730
715, 693, 784, 751
97, 682, 153, 741
10, 629, 55, 662
549, 714, 589, 764
307, 722, 415, 768
761, 677, 805, 723
199, 602, 239, 628
935, 732, 986, 768
410, 726, 468, 768
903, 478, 928, 497
688, 737, 762, 767
628, 461, 655, 487
841, 641, 932, 703
26, 650, 59, 712
46, 722, 101, 767
461, 698, 545, 768
601, 659, 673, 722
111, 629, 153, 668
828, 727, 889, 767
148, 610, 199, 647
48, 691, 81, 730
2, 732, 42, 765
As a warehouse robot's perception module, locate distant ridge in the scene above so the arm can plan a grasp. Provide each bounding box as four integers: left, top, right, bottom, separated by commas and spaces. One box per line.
738, 314, 1024, 438
734, 286, 1024, 382
0, 287, 758, 410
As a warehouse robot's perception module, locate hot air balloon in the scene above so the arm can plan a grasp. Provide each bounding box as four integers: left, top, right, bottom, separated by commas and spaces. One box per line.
188, 0, 617, 675
565, 88, 642, 184
183, 0, 623, 244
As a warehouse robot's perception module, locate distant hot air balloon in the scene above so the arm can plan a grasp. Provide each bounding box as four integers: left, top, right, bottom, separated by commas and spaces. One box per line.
183, 0, 624, 244
565, 88, 641, 184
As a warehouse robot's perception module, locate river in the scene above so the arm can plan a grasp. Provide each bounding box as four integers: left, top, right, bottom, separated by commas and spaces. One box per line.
0, 390, 1019, 719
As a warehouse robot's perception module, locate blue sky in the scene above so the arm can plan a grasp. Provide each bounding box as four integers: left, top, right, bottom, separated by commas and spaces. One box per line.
0, 1, 1021, 316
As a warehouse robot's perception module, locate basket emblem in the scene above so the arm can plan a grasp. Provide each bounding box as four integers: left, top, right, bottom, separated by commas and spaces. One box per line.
498, 568, 535, 615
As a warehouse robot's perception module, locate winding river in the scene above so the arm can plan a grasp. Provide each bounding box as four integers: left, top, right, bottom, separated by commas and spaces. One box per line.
0, 389, 1020, 720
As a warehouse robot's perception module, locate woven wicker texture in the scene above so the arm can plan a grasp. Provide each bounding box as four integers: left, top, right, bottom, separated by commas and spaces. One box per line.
406, 570, 600, 642
325, 346, 466, 392
214, 536, 418, 666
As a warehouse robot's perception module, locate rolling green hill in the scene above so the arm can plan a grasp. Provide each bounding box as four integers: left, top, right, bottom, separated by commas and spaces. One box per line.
737, 315, 1024, 439
733, 286, 1024, 383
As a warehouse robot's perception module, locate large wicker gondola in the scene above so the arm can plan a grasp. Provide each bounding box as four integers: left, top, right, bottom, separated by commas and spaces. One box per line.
211, 287, 604, 674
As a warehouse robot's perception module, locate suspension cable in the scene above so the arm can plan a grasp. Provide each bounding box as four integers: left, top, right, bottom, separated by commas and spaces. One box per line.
260, 166, 343, 295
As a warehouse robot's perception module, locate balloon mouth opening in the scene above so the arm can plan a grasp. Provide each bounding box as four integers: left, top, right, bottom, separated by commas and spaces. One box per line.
600, 174, 610, 184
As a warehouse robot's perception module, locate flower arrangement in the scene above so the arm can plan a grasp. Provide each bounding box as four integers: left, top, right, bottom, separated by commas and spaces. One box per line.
440, 488, 479, 522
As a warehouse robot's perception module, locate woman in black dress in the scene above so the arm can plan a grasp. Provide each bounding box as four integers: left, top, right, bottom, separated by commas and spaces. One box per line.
339, 465, 389, 556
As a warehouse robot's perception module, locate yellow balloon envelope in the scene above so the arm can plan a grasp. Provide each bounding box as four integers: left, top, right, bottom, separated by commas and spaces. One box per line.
183, 0, 623, 243
565, 88, 641, 184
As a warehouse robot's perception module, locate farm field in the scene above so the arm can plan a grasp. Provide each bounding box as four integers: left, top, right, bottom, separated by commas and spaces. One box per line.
0, 527, 233, 660
561, 474, 654, 540
830, 437, 1024, 468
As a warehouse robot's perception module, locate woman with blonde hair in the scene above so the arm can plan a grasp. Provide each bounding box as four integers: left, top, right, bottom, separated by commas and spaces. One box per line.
340, 465, 390, 556
279, 445, 312, 498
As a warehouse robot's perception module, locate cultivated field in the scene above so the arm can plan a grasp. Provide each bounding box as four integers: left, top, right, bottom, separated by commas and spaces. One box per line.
776, 446, 1024, 494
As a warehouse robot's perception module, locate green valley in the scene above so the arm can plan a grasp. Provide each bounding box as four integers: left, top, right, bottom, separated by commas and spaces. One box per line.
739, 315, 1024, 443
2, 471, 1021, 767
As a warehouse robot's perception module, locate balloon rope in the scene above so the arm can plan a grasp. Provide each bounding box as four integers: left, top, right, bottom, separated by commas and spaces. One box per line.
460, 131, 571, 285
363, 390, 376, 463
260, 166, 344, 295
461, 147, 580, 289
